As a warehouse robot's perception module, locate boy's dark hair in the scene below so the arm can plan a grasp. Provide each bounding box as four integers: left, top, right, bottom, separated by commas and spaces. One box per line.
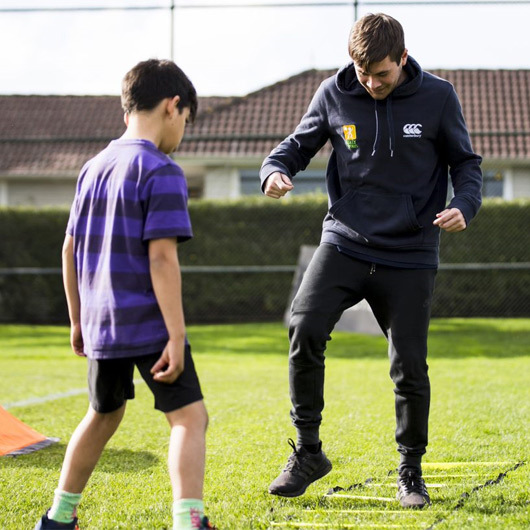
348, 13, 405, 70
121, 59, 198, 123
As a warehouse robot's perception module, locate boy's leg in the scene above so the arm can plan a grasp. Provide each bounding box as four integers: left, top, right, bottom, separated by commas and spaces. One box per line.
167, 401, 208, 530
57, 404, 126, 494
43, 404, 126, 526
165, 400, 208, 500
40, 357, 134, 527
135, 346, 209, 529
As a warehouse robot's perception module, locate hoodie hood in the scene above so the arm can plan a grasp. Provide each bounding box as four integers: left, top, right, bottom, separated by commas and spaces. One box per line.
335, 56, 424, 158
335, 55, 424, 98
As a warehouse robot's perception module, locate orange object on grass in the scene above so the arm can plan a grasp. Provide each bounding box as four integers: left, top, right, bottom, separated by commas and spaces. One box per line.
0, 405, 57, 456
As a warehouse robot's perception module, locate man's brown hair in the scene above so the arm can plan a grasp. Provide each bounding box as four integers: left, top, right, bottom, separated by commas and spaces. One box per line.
348, 13, 405, 70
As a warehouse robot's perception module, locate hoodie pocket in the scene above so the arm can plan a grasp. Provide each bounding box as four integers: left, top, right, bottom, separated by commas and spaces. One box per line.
329, 189, 423, 248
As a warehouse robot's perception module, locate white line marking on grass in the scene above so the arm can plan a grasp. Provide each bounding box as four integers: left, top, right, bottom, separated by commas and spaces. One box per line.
3, 389, 87, 409
3, 379, 144, 410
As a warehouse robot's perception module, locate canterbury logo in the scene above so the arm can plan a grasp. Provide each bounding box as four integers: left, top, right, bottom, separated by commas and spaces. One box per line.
403, 123, 422, 137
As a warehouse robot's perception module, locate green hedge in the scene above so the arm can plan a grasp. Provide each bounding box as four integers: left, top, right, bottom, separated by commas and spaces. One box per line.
439, 198, 530, 263
434, 198, 530, 317
0, 208, 69, 324
0, 197, 528, 323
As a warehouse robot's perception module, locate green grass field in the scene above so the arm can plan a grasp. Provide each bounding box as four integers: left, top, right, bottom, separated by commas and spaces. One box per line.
0, 320, 529, 529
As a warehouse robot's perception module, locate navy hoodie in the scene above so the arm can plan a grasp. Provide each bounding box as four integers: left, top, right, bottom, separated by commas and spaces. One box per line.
260, 57, 483, 267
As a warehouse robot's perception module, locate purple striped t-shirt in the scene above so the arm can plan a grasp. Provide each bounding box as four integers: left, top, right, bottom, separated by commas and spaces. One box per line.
66, 139, 192, 359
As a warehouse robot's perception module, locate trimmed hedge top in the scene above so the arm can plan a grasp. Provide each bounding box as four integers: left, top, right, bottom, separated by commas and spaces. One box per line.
1, 197, 528, 268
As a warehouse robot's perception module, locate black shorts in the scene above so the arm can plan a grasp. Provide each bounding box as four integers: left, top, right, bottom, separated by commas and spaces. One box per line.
87, 344, 203, 413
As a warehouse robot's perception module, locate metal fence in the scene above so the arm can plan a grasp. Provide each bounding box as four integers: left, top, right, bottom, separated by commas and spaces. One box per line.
176, 263, 530, 322
1, 256, 529, 324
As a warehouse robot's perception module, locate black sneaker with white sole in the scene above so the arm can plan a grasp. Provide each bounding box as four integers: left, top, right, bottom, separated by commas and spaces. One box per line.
396, 469, 431, 508
269, 439, 332, 497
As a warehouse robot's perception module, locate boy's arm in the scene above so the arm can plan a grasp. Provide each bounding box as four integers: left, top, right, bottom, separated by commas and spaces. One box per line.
62, 234, 85, 356
148, 237, 186, 384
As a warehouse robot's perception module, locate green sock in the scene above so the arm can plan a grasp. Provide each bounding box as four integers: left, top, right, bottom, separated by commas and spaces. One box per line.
48, 489, 82, 524
173, 498, 204, 530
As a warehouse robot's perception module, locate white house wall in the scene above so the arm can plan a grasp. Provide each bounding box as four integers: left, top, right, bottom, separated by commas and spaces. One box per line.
512, 167, 530, 198
0, 180, 7, 206
203, 167, 240, 199
7, 179, 75, 207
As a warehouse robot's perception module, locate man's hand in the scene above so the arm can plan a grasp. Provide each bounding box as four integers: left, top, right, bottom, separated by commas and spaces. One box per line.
264, 172, 294, 199
433, 208, 467, 232
70, 322, 85, 357
150, 339, 185, 384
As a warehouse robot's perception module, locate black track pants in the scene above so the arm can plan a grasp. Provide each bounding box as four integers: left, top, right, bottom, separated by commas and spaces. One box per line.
288, 243, 437, 469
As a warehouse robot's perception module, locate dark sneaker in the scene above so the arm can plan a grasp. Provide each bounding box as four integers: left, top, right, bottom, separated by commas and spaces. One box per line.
396, 469, 431, 508
34, 512, 80, 530
269, 439, 332, 497
198, 516, 217, 529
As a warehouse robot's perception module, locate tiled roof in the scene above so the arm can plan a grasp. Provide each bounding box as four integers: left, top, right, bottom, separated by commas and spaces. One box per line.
435, 69, 530, 160
1, 68, 529, 176
0, 96, 120, 176
181, 69, 334, 158
0, 95, 232, 176
181, 68, 530, 160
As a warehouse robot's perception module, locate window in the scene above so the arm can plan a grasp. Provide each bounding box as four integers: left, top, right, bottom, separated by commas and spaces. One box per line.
482, 170, 504, 198
448, 169, 503, 202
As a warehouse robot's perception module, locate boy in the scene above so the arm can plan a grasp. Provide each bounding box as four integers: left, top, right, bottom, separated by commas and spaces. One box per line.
35, 59, 215, 530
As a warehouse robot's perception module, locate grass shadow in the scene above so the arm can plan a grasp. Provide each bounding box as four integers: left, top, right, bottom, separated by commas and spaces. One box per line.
187, 319, 530, 359
0, 443, 160, 472
427, 318, 530, 359
2, 320, 529, 361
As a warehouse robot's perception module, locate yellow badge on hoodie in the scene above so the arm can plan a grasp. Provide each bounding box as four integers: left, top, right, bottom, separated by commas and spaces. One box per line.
342, 125, 358, 149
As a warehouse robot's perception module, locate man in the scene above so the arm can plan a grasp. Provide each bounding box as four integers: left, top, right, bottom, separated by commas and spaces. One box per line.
260, 13, 482, 508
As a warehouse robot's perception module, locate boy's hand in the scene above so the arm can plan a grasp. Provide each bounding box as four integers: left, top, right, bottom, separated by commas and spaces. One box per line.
433, 208, 466, 232
70, 322, 86, 357
264, 172, 294, 199
150, 339, 185, 384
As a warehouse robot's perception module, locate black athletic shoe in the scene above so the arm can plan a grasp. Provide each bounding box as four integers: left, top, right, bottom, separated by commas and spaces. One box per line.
34, 512, 80, 529
396, 469, 431, 508
269, 439, 332, 497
